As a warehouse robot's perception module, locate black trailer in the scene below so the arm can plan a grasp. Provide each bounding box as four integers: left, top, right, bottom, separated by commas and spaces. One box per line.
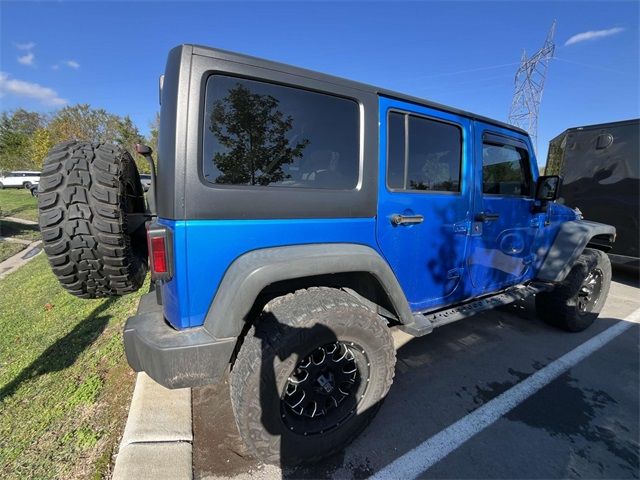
546, 119, 639, 267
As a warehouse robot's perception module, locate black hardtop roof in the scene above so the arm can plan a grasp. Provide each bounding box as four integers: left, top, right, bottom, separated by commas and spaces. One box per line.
188, 44, 528, 136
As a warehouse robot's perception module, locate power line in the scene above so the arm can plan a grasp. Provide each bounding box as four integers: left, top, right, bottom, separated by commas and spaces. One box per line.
508, 20, 556, 154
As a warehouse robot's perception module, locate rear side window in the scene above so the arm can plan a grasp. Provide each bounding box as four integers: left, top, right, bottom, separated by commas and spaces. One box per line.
202, 75, 360, 190
387, 112, 462, 192
482, 139, 532, 196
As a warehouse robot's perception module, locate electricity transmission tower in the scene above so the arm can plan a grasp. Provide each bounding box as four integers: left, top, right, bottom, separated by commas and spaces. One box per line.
508, 21, 556, 153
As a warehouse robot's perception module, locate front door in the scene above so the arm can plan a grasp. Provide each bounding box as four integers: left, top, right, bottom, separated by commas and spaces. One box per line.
468, 124, 540, 294
376, 97, 472, 312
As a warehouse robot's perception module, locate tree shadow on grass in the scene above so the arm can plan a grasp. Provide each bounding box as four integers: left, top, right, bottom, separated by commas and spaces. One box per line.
0, 297, 116, 402
0, 219, 40, 240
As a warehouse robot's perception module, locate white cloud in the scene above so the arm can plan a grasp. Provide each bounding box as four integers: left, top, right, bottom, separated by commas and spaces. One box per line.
0, 72, 67, 106
51, 60, 80, 70
64, 60, 80, 69
18, 52, 35, 66
15, 41, 36, 67
565, 27, 625, 46
15, 42, 35, 51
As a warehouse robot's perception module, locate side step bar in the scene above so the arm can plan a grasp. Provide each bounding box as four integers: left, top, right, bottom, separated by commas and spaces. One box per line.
399, 283, 551, 337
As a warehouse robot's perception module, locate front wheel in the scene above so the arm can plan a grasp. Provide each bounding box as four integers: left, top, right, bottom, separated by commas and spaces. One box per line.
229, 287, 396, 465
536, 248, 611, 332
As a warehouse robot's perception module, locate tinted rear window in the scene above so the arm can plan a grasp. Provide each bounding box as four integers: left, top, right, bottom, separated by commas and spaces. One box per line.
202, 75, 360, 190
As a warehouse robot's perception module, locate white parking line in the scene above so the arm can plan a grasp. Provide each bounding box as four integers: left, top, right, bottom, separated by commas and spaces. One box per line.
371, 308, 640, 480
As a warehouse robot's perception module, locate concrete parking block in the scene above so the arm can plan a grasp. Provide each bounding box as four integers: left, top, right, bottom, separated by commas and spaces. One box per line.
112, 442, 192, 480
120, 372, 192, 446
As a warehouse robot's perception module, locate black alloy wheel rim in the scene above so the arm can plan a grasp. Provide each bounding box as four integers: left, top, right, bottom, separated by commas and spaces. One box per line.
281, 341, 370, 436
577, 268, 603, 313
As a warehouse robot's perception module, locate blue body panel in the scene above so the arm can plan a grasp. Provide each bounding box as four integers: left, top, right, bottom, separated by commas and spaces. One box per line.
158, 97, 573, 331
376, 96, 474, 311
159, 218, 379, 329
467, 121, 541, 294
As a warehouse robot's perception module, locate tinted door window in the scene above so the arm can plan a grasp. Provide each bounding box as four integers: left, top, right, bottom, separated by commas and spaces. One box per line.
387, 112, 461, 192
202, 75, 360, 190
482, 141, 532, 196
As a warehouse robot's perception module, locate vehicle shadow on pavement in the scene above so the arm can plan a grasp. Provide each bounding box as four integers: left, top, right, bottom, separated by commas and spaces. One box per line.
0, 298, 115, 401
193, 295, 638, 479
612, 265, 640, 289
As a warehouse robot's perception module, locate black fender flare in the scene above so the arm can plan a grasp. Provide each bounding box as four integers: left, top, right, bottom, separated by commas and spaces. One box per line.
202, 243, 413, 340
536, 220, 616, 283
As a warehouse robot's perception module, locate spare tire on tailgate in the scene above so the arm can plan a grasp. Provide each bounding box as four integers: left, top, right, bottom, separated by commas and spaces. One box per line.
38, 141, 148, 298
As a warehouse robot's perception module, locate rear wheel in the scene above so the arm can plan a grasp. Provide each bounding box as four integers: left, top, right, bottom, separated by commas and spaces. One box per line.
229, 287, 396, 465
38, 141, 148, 298
24, 181, 33, 189
536, 248, 611, 332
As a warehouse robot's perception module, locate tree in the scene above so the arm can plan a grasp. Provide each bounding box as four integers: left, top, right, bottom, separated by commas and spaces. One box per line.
48, 104, 120, 145
115, 115, 147, 173
209, 84, 308, 186
0, 105, 152, 173
0, 109, 47, 170
147, 112, 160, 162
29, 128, 54, 169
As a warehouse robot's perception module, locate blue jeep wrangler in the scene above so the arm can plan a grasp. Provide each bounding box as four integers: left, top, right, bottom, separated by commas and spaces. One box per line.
37, 45, 615, 465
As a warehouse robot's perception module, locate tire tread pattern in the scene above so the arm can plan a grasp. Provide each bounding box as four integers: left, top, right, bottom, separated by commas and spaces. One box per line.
38, 141, 147, 298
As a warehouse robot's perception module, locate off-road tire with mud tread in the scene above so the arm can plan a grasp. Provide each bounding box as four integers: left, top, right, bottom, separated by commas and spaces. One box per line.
536, 248, 611, 332
38, 141, 148, 298
229, 287, 396, 465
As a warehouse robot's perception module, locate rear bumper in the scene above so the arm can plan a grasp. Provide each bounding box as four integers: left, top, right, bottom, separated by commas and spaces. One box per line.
123, 291, 236, 389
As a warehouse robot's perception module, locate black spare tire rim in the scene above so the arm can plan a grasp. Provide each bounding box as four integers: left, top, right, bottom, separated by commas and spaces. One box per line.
577, 268, 603, 313
281, 341, 370, 436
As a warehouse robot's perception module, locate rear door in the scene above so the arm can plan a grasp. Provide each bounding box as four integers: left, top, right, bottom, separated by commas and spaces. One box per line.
376, 96, 473, 312
468, 123, 540, 294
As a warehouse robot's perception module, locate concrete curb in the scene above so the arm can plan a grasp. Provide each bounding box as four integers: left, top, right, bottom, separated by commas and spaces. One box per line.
112, 373, 193, 480
0, 240, 43, 279
0, 236, 32, 245
2, 216, 38, 225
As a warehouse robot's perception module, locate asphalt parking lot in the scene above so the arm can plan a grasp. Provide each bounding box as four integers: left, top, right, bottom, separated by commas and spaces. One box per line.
193, 268, 639, 479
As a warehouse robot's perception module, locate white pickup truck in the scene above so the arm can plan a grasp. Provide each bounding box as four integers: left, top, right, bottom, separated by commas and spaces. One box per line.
0, 171, 41, 189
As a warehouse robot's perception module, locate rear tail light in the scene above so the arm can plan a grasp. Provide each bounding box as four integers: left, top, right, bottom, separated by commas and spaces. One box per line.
146, 222, 173, 281
150, 236, 168, 273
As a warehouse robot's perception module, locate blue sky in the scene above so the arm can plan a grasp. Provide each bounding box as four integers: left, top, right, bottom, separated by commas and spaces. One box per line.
1, 1, 638, 165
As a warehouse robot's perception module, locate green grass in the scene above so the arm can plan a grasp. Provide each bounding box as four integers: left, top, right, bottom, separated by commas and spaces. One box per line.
0, 189, 38, 222
0, 241, 26, 263
0, 255, 148, 479
0, 219, 41, 242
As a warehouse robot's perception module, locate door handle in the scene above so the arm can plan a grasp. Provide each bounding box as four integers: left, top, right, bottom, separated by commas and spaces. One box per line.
475, 212, 500, 222
391, 214, 424, 226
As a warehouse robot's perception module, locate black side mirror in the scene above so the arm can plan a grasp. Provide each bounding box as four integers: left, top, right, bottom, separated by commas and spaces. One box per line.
535, 175, 562, 202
